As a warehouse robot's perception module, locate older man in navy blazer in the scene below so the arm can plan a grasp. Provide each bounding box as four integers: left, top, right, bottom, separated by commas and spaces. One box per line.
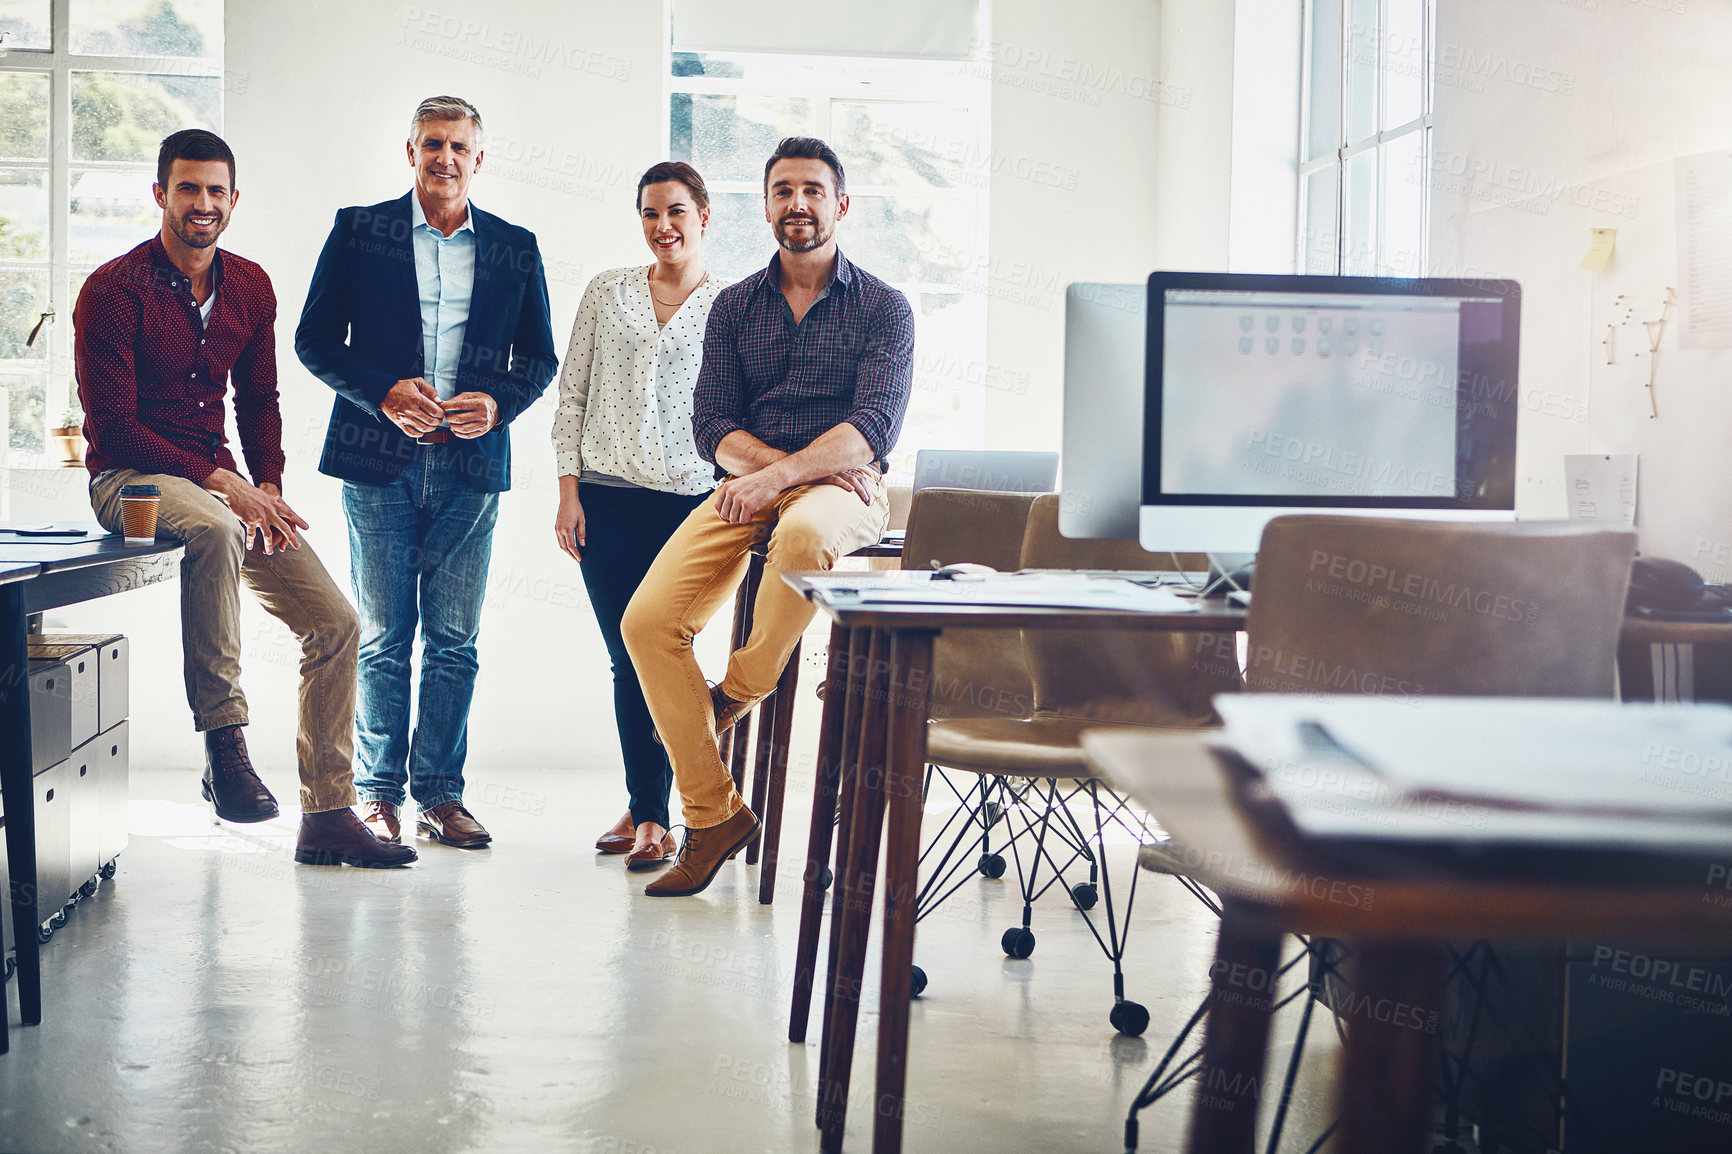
296, 95, 556, 850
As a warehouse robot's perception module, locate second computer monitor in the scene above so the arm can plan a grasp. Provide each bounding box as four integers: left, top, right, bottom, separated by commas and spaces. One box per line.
1141, 271, 1522, 554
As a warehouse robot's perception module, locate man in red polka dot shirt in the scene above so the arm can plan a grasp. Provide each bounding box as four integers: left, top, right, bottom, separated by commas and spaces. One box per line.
74, 129, 414, 869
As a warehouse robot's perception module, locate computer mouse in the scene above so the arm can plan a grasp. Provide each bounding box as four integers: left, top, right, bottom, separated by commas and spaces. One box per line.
931, 562, 997, 580
1627, 556, 1705, 613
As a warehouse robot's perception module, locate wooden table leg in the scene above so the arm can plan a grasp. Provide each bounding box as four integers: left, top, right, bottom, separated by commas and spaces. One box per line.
1, 583, 43, 1043
755, 638, 800, 902
791, 625, 856, 1045
1334, 939, 1447, 1154
819, 628, 891, 1152
814, 627, 871, 1091
1185, 901, 1283, 1154
872, 630, 934, 1154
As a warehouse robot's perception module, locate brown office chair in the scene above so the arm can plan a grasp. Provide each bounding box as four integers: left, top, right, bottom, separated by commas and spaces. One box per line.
1123, 514, 1638, 1152
920, 493, 1242, 1033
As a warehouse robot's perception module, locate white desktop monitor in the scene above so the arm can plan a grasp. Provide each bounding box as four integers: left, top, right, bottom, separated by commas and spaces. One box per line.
1140, 272, 1522, 555
1061, 282, 1145, 538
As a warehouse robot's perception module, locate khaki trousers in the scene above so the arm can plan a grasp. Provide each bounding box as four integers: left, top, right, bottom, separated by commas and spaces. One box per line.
91, 469, 360, 813
622, 477, 889, 828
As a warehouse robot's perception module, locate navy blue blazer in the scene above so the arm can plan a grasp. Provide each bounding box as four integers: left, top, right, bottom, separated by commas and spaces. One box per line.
294, 193, 557, 493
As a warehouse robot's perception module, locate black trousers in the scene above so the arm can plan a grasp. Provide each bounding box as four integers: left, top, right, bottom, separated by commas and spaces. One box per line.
576, 481, 708, 830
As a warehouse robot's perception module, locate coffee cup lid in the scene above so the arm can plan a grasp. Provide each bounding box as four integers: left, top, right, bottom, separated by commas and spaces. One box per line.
119, 484, 162, 497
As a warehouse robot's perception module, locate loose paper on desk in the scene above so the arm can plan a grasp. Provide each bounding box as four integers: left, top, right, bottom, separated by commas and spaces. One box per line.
1675, 149, 1732, 349
1564, 453, 1637, 526
802, 571, 1200, 612
1578, 228, 1616, 272
1212, 696, 1732, 854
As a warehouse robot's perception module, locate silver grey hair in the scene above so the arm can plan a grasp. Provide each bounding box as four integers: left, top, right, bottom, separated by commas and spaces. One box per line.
409, 95, 483, 143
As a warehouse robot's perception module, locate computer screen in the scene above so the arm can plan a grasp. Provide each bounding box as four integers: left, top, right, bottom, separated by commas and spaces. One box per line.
1141, 272, 1521, 554
1061, 282, 1145, 538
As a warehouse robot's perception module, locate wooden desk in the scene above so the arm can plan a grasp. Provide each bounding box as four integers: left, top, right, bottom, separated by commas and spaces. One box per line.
1083, 729, 1730, 1154
781, 573, 1242, 1152
1617, 614, 1732, 702
0, 531, 179, 1052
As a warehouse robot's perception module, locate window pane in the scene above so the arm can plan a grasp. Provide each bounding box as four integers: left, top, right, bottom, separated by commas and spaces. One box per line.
831, 102, 974, 190
71, 0, 223, 58
1305, 0, 1342, 161
680, 93, 813, 185
1380, 132, 1425, 276
703, 191, 774, 282
2, 371, 48, 454
1383, 0, 1425, 129
0, 169, 48, 260
0, 73, 50, 159
71, 168, 158, 264
0, 0, 51, 50
0, 267, 50, 360
1343, 148, 1377, 276
1345, 0, 1378, 145
842, 193, 970, 285
72, 71, 222, 163
1301, 167, 1337, 275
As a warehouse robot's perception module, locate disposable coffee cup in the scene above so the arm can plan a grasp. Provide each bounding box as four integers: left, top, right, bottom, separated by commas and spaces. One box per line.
119, 483, 162, 543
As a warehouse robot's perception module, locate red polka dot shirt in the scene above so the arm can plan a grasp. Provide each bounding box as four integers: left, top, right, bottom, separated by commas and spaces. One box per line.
74, 235, 286, 489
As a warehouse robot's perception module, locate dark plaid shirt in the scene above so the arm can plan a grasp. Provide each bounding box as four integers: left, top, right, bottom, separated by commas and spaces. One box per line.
692, 249, 914, 467
74, 235, 284, 488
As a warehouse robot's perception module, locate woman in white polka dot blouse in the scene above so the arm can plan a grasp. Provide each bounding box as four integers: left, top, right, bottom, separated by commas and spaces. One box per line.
552, 161, 729, 869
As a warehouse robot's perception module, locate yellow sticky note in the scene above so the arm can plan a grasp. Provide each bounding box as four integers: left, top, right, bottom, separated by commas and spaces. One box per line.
1579, 228, 1616, 271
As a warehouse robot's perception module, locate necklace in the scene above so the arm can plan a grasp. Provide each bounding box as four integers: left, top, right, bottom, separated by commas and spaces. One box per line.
652, 269, 708, 308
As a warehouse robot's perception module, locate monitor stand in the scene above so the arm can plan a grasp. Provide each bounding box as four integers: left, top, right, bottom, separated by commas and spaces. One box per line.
1201, 552, 1255, 598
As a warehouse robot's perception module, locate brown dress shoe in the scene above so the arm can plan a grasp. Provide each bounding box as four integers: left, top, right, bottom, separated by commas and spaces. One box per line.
418, 801, 492, 848
625, 831, 678, 871
644, 807, 760, 896
596, 811, 635, 854
361, 800, 401, 843
200, 725, 279, 823
295, 808, 418, 868
653, 683, 754, 746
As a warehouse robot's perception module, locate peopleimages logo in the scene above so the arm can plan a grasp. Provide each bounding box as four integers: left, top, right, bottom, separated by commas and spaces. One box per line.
1307, 551, 1539, 626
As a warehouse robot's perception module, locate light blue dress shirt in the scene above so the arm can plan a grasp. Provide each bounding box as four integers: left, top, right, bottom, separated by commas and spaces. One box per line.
410, 195, 476, 410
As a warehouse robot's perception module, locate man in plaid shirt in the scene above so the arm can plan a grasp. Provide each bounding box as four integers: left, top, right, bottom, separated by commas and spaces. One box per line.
623, 137, 914, 897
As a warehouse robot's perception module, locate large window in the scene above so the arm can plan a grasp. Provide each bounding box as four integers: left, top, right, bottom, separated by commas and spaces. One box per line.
1298, 0, 1433, 277
0, 0, 223, 458
669, 50, 989, 466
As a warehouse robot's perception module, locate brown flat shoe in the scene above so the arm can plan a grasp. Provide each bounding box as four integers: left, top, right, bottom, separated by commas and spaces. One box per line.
294, 808, 417, 868
596, 832, 635, 854
418, 801, 492, 848
625, 831, 678, 871
361, 799, 401, 844
644, 807, 760, 896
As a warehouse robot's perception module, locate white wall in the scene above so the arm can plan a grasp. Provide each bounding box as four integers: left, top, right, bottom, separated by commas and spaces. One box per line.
1430, 0, 1732, 570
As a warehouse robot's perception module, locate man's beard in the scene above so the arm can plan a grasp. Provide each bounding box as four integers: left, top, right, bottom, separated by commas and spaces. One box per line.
775, 215, 832, 253
169, 210, 226, 249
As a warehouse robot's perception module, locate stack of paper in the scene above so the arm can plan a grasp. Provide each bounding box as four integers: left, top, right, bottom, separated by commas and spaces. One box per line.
802, 571, 1200, 613
1214, 696, 1732, 854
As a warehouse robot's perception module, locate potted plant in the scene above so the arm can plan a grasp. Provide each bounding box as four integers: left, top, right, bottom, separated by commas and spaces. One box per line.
51, 404, 86, 468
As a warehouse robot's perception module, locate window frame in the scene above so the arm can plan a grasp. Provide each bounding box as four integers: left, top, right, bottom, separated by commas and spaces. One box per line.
0, 0, 222, 454
1297, 0, 1434, 277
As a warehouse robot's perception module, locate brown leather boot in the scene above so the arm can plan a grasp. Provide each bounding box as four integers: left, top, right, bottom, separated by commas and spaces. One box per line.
360, 800, 401, 844
200, 725, 279, 823
418, 801, 492, 848
644, 807, 760, 897
295, 808, 418, 867
653, 683, 755, 746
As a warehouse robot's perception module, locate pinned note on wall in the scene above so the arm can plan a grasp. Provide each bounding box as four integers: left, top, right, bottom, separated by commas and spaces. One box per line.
1579, 228, 1617, 272
1565, 454, 1638, 526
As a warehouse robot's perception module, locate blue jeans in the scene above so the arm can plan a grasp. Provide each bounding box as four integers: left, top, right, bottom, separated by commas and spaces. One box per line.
342, 445, 499, 811
576, 482, 708, 830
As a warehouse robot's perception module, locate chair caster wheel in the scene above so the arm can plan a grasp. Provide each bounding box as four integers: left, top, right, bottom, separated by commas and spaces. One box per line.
978, 801, 1004, 830
36, 924, 52, 944
978, 852, 1006, 879
50, 910, 67, 930
1110, 1000, 1150, 1037
1001, 927, 1035, 959
2, 955, 13, 982
80, 879, 99, 899
1071, 882, 1098, 911
817, 866, 833, 891
911, 965, 927, 998
100, 861, 116, 880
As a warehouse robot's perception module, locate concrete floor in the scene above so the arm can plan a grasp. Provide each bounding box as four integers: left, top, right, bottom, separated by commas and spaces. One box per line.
0, 760, 1344, 1154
